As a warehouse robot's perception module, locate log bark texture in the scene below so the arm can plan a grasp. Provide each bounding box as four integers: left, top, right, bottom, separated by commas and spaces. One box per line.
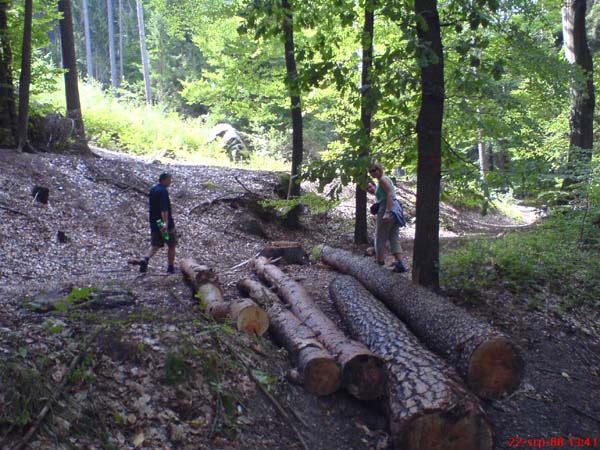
330, 275, 494, 450
239, 278, 341, 396
254, 257, 385, 400
321, 246, 524, 400
181, 258, 268, 335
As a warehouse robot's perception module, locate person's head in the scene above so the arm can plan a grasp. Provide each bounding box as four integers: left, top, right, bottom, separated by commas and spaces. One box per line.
159, 172, 172, 186
368, 163, 384, 180
366, 181, 376, 194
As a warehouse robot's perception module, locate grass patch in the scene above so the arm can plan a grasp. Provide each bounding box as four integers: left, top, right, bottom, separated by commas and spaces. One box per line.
440, 213, 600, 309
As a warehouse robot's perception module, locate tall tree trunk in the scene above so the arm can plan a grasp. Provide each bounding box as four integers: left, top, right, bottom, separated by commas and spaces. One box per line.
118, 0, 124, 83
58, 0, 90, 153
136, 0, 152, 104
281, 0, 303, 228
17, 0, 33, 152
412, 0, 444, 289
355, 0, 375, 245
0, 0, 17, 146
562, 0, 595, 189
82, 0, 93, 79
107, 0, 118, 95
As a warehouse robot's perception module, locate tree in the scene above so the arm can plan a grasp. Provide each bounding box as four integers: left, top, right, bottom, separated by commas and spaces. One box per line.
136, 0, 152, 104
107, 0, 118, 95
0, 0, 17, 147
412, 0, 444, 289
562, 0, 595, 189
281, 0, 303, 228
58, 0, 90, 153
82, 0, 93, 79
17, 0, 34, 152
354, 0, 376, 244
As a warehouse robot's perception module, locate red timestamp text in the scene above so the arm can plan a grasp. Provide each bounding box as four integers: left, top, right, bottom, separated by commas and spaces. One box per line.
507, 436, 599, 448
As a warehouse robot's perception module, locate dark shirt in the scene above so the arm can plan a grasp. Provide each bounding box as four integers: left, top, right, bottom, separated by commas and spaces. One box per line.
148, 183, 174, 231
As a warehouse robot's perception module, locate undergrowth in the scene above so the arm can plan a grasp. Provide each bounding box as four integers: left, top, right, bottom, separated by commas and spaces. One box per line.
440, 213, 600, 310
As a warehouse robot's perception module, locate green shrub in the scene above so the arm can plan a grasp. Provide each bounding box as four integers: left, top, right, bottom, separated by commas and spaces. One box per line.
441, 214, 600, 308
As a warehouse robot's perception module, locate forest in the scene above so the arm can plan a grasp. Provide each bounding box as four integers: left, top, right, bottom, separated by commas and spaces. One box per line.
0, 0, 599, 449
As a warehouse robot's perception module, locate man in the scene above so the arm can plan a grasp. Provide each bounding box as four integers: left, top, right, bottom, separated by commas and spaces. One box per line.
140, 172, 177, 273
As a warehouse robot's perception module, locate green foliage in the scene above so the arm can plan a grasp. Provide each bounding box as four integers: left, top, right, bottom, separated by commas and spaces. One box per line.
259, 192, 339, 216
441, 214, 600, 308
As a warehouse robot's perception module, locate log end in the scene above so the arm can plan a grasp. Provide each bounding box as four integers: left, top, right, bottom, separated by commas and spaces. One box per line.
342, 354, 387, 400
397, 407, 494, 450
304, 357, 342, 397
467, 337, 525, 400
234, 304, 269, 336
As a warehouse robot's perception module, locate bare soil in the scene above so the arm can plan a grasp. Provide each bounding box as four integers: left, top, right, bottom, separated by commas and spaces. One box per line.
0, 148, 598, 450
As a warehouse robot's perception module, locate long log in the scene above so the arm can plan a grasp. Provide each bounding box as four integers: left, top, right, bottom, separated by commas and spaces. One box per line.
238, 278, 341, 396
320, 246, 524, 400
254, 257, 385, 400
181, 258, 268, 335
330, 275, 494, 450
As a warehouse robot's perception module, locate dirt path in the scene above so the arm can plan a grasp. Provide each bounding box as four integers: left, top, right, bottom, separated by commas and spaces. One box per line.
1, 149, 598, 450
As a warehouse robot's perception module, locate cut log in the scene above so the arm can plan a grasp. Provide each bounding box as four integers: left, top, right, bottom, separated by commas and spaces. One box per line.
229, 298, 269, 336
239, 278, 341, 396
330, 275, 494, 450
181, 258, 268, 335
253, 257, 385, 400
320, 246, 524, 400
259, 241, 308, 265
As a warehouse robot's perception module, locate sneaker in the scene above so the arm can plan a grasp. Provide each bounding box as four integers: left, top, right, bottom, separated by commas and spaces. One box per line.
167, 265, 175, 274
392, 261, 408, 273
139, 258, 148, 273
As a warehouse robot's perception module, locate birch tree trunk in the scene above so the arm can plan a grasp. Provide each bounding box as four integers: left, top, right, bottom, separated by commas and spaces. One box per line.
106, 0, 119, 95
82, 0, 93, 79
136, 0, 152, 104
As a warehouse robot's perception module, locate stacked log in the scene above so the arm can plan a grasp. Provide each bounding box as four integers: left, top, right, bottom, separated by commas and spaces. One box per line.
330, 275, 494, 450
320, 246, 524, 400
254, 257, 385, 400
238, 278, 341, 396
181, 258, 268, 336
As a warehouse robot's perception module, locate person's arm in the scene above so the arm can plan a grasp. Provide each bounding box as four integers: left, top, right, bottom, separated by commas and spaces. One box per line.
160, 190, 170, 231
381, 177, 394, 219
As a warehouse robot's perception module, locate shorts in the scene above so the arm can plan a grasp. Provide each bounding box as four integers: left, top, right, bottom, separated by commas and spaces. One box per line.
150, 229, 178, 248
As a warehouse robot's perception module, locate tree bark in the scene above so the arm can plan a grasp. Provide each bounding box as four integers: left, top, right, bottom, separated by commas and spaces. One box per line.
106, 0, 118, 95
412, 0, 444, 289
58, 0, 90, 153
253, 256, 385, 400
330, 275, 494, 450
561, 0, 595, 189
17, 0, 33, 152
238, 278, 341, 396
0, 0, 17, 146
355, 0, 375, 245
320, 246, 524, 400
136, 0, 152, 104
281, 0, 303, 229
181, 258, 268, 335
82, 0, 93, 79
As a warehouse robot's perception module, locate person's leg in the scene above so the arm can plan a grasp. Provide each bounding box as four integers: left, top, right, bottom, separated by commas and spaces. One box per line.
166, 231, 178, 273
389, 222, 407, 273
141, 231, 164, 272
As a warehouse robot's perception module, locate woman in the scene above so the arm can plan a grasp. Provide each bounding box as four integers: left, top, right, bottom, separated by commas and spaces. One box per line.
368, 163, 408, 273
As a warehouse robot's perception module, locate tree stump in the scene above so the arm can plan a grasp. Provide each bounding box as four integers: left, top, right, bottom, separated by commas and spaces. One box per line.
330, 275, 494, 450
239, 278, 341, 396
320, 246, 524, 400
259, 241, 308, 265
254, 257, 385, 400
31, 186, 49, 204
